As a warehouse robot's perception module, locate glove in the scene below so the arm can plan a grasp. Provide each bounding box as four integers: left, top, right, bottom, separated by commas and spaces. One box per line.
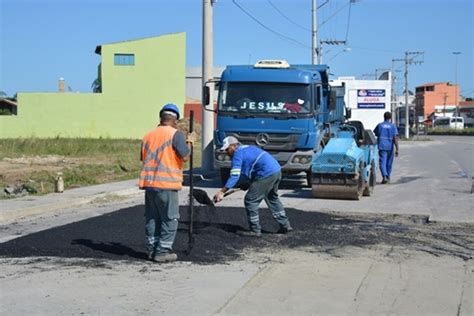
186, 131, 198, 144
213, 190, 225, 203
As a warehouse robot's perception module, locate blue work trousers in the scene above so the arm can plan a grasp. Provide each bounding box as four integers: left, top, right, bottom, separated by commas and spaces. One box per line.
244, 171, 290, 233
144, 189, 180, 256
379, 149, 395, 178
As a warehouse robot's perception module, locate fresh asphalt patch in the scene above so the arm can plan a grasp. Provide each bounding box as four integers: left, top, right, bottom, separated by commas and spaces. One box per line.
0, 205, 472, 264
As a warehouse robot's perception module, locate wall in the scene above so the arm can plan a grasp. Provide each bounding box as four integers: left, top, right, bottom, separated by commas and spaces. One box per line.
0, 33, 185, 139
416, 83, 459, 118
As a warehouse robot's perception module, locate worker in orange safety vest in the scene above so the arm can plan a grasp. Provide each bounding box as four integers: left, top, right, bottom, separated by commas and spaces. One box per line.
139, 103, 196, 263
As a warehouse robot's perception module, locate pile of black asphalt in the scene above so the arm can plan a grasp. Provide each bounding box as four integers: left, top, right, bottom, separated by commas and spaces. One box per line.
0, 205, 472, 264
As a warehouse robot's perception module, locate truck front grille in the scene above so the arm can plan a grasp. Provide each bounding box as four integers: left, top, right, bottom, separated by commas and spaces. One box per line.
229, 132, 300, 151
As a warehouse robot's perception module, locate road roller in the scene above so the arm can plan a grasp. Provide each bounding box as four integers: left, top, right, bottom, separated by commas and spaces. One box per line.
310, 121, 378, 200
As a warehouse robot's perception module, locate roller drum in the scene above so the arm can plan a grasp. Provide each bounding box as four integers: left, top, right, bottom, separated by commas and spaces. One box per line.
312, 184, 362, 200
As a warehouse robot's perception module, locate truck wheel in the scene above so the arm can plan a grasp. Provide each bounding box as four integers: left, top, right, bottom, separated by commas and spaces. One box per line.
220, 168, 230, 186
363, 163, 376, 196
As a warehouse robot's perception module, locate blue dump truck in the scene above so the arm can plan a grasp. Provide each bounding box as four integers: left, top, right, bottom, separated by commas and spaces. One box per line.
211, 60, 347, 185
206, 60, 378, 200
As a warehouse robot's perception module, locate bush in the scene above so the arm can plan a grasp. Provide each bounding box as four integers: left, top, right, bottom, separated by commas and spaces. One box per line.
427, 128, 474, 136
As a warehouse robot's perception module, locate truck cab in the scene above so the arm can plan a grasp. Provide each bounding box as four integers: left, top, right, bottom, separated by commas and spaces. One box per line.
212, 60, 345, 184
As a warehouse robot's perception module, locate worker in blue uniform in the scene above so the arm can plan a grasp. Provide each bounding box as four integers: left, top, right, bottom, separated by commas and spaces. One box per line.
373, 111, 399, 184
213, 136, 293, 237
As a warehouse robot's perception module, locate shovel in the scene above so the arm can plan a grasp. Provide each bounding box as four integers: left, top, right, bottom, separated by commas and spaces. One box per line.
192, 187, 242, 206
187, 111, 195, 255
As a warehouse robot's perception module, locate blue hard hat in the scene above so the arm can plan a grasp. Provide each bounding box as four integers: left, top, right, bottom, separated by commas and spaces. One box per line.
160, 103, 180, 120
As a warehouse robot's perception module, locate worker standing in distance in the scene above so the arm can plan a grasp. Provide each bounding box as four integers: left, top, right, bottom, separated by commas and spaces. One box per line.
139, 103, 196, 262
213, 136, 293, 237
373, 111, 399, 184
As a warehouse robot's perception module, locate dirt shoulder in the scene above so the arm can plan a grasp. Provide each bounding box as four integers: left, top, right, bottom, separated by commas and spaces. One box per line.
0, 154, 140, 198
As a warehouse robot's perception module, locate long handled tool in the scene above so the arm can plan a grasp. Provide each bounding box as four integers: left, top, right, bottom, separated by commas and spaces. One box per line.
192, 187, 242, 206
186, 111, 195, 255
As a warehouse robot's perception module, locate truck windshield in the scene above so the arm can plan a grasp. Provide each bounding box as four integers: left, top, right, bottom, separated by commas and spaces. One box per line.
218, 82, 312, 115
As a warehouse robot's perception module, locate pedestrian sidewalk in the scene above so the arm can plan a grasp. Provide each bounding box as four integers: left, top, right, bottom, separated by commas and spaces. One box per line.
0, 180, 142, 223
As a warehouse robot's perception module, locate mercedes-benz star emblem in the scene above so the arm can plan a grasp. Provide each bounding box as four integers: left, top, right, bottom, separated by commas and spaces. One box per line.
255, 133, 269, 147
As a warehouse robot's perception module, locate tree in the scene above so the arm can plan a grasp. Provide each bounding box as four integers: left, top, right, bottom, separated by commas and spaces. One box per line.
91, 78, 102, 93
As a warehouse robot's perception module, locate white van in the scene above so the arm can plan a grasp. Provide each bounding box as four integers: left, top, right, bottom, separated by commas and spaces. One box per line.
434, 117, 464, 129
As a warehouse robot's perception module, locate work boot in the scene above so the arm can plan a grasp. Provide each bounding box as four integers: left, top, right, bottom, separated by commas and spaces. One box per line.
236, 230, 262, 237
153, 252, 177, 263
381, 177, 387, 184
386, 177, 391, 183
277, 224, 294, 234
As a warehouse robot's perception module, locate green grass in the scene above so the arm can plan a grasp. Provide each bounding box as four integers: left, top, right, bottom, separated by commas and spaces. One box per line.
427, 128, 474, 136
0, 137, 142, 157
0, 136, 202, 198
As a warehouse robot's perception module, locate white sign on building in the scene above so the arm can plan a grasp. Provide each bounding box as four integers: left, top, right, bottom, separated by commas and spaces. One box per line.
331, 75, 392, 131
357, 89, 386, 109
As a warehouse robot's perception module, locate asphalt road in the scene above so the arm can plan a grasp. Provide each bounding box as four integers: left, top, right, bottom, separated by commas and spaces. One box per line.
1, 204, 471, 263
0, 136, 473, 315
211, 135, 474, 223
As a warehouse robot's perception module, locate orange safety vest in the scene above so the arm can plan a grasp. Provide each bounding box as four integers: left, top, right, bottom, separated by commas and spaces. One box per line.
139, 125, 184, 190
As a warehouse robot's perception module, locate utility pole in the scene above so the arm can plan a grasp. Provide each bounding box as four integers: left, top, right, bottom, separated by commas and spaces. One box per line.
202, 0, 215, 172
443, 92, 448, 117
312, 0, 318, 64
452, 51, 461, 117
393, 51, 424, 139
391, 60, 397, 125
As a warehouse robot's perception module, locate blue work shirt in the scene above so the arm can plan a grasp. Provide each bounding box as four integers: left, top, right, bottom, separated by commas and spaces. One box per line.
225, 145, 281, 189
373, 120, 398, 151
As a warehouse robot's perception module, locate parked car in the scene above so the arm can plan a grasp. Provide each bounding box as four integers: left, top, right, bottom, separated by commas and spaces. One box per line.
433, 117, 464, 129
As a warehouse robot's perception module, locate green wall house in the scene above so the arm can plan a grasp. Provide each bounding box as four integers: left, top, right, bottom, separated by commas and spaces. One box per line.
0, 33, 185, 138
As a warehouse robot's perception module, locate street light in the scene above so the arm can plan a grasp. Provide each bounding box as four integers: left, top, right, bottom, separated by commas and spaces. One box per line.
452, 52, 461, 117
327, 47, 351, 62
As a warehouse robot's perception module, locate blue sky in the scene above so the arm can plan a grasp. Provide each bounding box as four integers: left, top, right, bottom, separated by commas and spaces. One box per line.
1, 0, 473, 97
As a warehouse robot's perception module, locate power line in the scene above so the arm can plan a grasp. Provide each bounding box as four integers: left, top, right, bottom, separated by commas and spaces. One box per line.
344, 0, 352, 42
461, 88, 474, 95
318, 0, 330, 10
351, 45, 403, 54
267, 0, 311, 32
318, 0, 351, 30
232, 0, 310, 49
